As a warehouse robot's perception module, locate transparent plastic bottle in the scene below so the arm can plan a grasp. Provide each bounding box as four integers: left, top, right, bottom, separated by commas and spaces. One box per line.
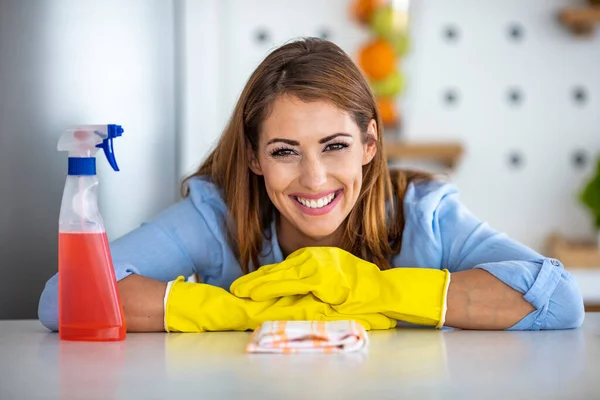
57, 124, 126, 341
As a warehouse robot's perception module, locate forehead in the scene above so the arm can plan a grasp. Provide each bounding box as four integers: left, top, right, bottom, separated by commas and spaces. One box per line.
260, 95, 359, 142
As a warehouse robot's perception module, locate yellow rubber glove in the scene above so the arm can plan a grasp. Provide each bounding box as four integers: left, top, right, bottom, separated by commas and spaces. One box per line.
165, 276, 396, 332
230, 247, 451, 328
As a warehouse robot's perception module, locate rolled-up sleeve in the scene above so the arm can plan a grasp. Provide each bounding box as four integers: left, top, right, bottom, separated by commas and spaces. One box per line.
421, 181, 585, 330
474, 258, 584, 330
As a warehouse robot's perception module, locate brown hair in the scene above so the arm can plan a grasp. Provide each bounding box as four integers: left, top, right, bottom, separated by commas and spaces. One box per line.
183, 38, 432, 273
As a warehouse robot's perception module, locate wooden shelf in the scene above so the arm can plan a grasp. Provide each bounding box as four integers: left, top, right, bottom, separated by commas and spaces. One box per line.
384, 141, 464, 169
546, 233, 600, 269
558, 5, 600, 35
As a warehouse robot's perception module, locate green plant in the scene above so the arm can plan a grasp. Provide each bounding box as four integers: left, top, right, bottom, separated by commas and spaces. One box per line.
580, 155, 600, 230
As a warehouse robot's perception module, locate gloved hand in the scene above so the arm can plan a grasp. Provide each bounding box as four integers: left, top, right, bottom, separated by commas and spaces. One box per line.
165, 276, 396, 332
230, 247, 451, 328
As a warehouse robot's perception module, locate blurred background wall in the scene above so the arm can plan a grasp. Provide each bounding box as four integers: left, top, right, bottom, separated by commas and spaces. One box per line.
0, 0, 177, 318
1, 0, 599, 319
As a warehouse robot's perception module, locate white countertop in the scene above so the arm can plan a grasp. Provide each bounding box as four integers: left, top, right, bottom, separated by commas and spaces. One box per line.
1, 314, 599, 400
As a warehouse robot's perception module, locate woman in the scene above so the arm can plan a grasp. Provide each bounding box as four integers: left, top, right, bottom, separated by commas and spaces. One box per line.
38, 38, 584, 333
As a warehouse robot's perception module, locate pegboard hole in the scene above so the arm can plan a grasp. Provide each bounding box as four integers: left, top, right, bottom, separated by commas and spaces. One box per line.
318, 28, 332, 40
572, 86, 589, 106
508, 151, 525, 169
507, 87, 524, 106
443, 25, 460, 42
507, 23, 525, 42
255, 28, 271, 44
442, 88, 460, 107
572, 150, 588, 169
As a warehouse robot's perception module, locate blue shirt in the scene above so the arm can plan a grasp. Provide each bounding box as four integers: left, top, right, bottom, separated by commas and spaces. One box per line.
38, 176, 585, 331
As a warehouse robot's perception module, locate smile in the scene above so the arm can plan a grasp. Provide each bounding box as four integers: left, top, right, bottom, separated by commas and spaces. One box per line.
295, 192, 336, 209
290, 189, 343, 216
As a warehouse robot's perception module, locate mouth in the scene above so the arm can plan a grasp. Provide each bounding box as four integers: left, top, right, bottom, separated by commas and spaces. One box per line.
290, 189, 343, 216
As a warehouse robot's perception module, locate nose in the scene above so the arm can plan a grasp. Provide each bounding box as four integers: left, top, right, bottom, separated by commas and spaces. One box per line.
298, 156, 327, 192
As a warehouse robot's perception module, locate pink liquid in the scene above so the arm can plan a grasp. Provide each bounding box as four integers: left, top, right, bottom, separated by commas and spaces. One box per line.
58, 232, 126, 341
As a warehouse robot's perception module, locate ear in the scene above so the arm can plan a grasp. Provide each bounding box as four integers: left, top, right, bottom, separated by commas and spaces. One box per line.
247, 141, 263, 175
362, 119, 378, 166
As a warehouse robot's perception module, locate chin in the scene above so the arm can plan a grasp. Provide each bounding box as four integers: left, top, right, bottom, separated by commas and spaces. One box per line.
296, 221, 341, 242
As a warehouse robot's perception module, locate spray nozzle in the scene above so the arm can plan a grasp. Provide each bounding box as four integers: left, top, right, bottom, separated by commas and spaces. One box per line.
58, 124, 124, 175
95, 124, 124, 171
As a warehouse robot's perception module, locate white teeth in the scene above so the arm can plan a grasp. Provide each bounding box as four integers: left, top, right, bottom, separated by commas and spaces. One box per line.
296, 192, 337, 209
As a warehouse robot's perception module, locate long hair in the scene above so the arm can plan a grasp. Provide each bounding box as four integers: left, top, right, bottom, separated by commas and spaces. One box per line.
183, 38, 432, 273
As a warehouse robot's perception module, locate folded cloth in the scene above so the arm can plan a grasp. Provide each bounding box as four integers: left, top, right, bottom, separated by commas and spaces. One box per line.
246, 320, 369, 354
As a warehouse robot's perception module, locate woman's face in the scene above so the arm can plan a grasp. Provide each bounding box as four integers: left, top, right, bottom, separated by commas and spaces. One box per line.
250, 95, 377, 242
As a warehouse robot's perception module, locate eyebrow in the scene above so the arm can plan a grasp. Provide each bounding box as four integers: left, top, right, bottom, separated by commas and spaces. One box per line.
266, 133, 352, 146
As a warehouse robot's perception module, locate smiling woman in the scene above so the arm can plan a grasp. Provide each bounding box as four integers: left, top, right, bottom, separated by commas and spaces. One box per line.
38, 38, 584, 334
250, 96, 377, 257
187, 39, 430, 275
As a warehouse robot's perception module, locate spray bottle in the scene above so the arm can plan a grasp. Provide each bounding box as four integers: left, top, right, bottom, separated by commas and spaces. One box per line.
57, 124, 126, 341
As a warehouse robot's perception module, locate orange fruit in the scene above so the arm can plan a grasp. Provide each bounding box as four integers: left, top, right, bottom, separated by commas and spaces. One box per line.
351, 0, 384, 25
358, 39, 396, 81
376, 97, 398, 126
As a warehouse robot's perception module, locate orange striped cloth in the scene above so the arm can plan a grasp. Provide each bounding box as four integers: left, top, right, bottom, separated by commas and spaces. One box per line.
246, 320, 369, 353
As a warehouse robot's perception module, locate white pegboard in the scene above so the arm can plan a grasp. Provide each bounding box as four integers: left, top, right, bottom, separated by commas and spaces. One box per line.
182, 0, 600, 254
402, 0, 600, 252
217, 0, 369, 125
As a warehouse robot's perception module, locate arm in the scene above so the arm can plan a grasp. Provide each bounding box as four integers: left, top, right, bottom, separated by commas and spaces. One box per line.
445, 269, 534, 329
427, 183, 585, 330
118, 274, 167, 332
38, 194, 224, 332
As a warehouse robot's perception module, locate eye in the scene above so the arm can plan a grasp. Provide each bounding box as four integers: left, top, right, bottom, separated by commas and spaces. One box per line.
325, 142, 349, 152
270, 147, 297, 158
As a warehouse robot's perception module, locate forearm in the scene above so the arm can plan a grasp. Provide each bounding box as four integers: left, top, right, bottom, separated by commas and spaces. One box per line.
444, 269, 535, 330
118, 274, 167, 332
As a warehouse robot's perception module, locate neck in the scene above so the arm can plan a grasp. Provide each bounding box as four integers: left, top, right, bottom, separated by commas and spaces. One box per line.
276, 214, 344, 258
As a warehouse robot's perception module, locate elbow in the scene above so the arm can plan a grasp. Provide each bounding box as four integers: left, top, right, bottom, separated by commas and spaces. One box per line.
544, 272, 585, 330
38, 309, 58, 332
38, 274, 59, 332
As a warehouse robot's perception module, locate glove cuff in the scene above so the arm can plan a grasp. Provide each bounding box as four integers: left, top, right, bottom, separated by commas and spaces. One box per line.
164, 276, 186, 332
384, 268, 451, 328
163, 278, 182, 332
437, 270, 451, 329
